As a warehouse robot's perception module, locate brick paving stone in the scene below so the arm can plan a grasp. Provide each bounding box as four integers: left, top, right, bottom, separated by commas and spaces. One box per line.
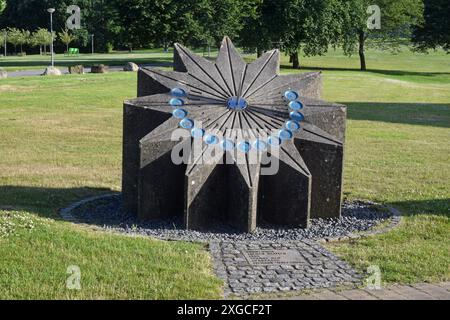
312, 290, 348, 300
390, 285, 435, 300
437, 282, 450, 291
286, 283, 450, 300
363, 288, 407, 300
412, 283, 450, 300
339, 289, 378, 300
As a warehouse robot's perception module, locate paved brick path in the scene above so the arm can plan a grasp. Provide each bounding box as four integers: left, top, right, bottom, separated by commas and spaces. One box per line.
210, 241, 362, 296
290, 282, 450, 300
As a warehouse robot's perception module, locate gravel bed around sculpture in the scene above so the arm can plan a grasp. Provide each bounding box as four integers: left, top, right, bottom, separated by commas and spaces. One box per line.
66, 194, 396, 242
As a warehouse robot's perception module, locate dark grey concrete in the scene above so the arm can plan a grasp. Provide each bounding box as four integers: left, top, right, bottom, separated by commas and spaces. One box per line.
122, 37, 347, 232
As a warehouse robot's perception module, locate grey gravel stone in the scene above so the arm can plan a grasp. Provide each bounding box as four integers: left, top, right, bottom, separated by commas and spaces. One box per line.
69, 195, 393, 242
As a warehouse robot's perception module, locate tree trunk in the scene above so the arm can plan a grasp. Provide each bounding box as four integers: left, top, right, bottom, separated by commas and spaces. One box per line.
66, 44, 69, 53
257, 47, 263, 58
358, 31, 367, 71
291, 52, 300, 69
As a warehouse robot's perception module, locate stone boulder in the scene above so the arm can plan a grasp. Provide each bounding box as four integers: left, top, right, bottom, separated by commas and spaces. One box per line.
69, 65, 85, 74
42, 66, 62, 76
91, 64, 108, 73
124, 62, 139, 72
0, 69, 7, 79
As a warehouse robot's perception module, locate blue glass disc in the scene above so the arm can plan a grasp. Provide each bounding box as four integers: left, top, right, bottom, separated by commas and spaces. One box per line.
290, 111, 305, 122
253, 139, 267, 151
279, 129, 293, 140
268, 136, 281, 147
172, 108, 188, 119
284, 90, 299, 101
171, 87, 186, 97
285, 120, 301, 131
220, 139, 235, 151
238, 141, 251, 153
288, 101, 303, 110
227, 96, 248, 110
191, 127, 205, 138
169, 98, 184, 107
179, 118, 194, 129
204, 134, 219, 145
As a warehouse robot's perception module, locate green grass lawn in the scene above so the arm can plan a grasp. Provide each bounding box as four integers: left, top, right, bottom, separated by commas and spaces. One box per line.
0, 48, 219, 71
0, 47, 449, 298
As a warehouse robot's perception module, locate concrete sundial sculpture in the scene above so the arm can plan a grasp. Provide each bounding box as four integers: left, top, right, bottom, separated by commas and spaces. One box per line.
122, 37, 346, 233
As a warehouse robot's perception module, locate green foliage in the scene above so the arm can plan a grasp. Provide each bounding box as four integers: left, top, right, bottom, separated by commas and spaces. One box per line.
6, 27, 29, 53
0, 28, 5, 48
58, 28, 77, 51
413, 0, 450, 52
239, 0, 348, 67
31, 28, 52, 47
201, 0, 247, 48
341, 0, 424, 54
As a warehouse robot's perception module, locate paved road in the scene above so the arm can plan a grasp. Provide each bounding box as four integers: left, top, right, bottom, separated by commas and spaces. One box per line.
289, 282, 450, 300
4, 63, 171, 78
6, 65, 125, 78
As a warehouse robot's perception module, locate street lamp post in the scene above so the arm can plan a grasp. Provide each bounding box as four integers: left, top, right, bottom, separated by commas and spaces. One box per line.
3, 30, 6, 57
47, 8, 55, 67
91, 34, 94, 54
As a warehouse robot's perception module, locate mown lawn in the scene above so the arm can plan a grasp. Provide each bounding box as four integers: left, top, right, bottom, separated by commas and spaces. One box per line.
0, 47, 449, 298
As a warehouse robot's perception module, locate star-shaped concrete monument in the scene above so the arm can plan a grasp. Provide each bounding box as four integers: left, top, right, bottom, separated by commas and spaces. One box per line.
122, 37, 346, 233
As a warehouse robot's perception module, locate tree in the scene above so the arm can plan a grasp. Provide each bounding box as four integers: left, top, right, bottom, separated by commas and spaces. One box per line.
202, 0, 248, 49
0, 29, 5, 48
239, 0, 347, 69
238, 0, 271, 57
58, 28, 77, 52
6, 27, 29, 54
31, 28, 52, 55
341, 0, 424, 70
413, 0, 450, 52
0, 0, 5, 13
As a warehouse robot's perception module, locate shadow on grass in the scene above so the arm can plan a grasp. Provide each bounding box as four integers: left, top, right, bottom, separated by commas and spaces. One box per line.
279, 64, 450, 77
344, 102, 450, 128
0, 185, 114, 220
386, 199, 450, 217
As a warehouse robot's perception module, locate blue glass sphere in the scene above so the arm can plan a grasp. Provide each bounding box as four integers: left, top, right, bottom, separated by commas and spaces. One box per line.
253, 139, 267, 151
172, 108, 188, 119
179, 118, 194, 129
191, 127, 205, 138
290, 111, 305, 122
169, 98, 184, 107
288, 101, 303, 110
227, 96, 248, 110
171, 87, 186, 97
268, 136, 281, 147
238, 141, 251, 153
204, 134, 219, 145
284, 90, 299, 101
285, 120, 301, 131
278, 129, 293, 140
220, 139, 235, 151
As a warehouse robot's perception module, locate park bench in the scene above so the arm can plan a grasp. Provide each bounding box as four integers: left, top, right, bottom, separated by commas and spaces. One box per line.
67, 48, 79, 56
